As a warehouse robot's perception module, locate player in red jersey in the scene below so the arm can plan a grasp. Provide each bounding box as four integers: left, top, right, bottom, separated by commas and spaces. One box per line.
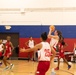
55, 37, 71, 70
3, 36, 14, 70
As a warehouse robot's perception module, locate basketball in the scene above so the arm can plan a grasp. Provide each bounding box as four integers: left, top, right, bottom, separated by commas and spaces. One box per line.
50, 25, 55, 32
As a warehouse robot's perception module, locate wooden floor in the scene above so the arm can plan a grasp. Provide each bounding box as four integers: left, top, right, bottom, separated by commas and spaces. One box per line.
0, 60, 75, 75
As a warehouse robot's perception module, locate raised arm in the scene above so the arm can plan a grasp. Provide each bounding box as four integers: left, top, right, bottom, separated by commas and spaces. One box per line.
48, 35, 59, 40
48, 28, 59, 40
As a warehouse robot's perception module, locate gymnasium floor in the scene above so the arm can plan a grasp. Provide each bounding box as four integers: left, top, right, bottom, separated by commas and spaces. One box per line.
0, 60, 75, 75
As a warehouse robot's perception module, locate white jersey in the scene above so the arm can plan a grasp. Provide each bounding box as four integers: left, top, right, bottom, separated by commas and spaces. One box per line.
0, 44, 3, 51
74, 48, 76, 55
50, 38, 58, 49
28, 40, 34, 48
38, 42, 51, 61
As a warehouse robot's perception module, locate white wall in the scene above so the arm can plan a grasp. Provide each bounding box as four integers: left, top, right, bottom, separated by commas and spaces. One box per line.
0, 0, 76, 25
0, 0, 76, 8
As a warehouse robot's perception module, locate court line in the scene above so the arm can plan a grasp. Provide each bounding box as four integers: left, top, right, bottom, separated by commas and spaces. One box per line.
60, 69, 74, 75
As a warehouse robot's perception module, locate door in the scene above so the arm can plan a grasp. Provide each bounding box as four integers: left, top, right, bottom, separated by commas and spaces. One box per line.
0, 33, 19, 58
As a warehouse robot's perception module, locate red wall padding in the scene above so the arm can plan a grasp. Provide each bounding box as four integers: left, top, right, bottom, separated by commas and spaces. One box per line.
19, 38, 41, 57
64, 38, 76, 52
19, 38, 76, 57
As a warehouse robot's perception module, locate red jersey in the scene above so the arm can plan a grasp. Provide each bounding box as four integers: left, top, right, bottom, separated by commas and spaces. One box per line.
5, 41, 12, 53
58, 43, 65, 58
58, 43, 64, 53
4, 41, 12, 57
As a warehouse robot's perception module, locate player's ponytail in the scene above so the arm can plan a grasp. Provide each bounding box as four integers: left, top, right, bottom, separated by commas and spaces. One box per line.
57, 30, 63, 42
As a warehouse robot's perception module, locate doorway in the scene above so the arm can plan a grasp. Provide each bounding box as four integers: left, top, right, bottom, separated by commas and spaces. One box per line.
0, 33, 19, 59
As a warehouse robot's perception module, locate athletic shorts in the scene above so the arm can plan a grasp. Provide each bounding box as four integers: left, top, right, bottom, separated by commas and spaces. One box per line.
4, 52, 12, 58
59, 52, 65, 58
36, 61, 50, 75
0, 52, 2, 57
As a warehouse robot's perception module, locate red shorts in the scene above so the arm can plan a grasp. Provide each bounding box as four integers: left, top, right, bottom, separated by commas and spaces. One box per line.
4, 52, 12, 58
27, 47, 34, 58
0, 52, 2, 57
36, 61, 50, 75
59, 52, 65, 58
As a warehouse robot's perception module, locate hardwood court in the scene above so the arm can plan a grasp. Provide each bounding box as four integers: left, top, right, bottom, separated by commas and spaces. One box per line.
0, 60, 75, 75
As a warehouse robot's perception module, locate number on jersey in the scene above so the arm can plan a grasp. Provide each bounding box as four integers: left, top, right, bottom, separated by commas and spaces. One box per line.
44, 49, 51, 57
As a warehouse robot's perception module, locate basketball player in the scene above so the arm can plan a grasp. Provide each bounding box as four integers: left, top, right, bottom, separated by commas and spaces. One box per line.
25, 36, 36, 61
0, 39, 4, 66
3, 36, 14, 70
26, 36, 35, 48
55, 37, 71, 70
48, 27, 62, 51
20, 32, 56, 75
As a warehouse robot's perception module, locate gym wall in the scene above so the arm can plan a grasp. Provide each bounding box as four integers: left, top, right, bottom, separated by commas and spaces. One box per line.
0, 0, 76, 57
0, 25, 76, 57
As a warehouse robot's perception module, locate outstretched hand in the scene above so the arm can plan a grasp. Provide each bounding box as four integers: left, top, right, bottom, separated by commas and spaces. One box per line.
20, 48, 26, 52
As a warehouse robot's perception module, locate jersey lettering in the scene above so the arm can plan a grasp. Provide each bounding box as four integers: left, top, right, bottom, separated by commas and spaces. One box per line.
44, 49, 51, 57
